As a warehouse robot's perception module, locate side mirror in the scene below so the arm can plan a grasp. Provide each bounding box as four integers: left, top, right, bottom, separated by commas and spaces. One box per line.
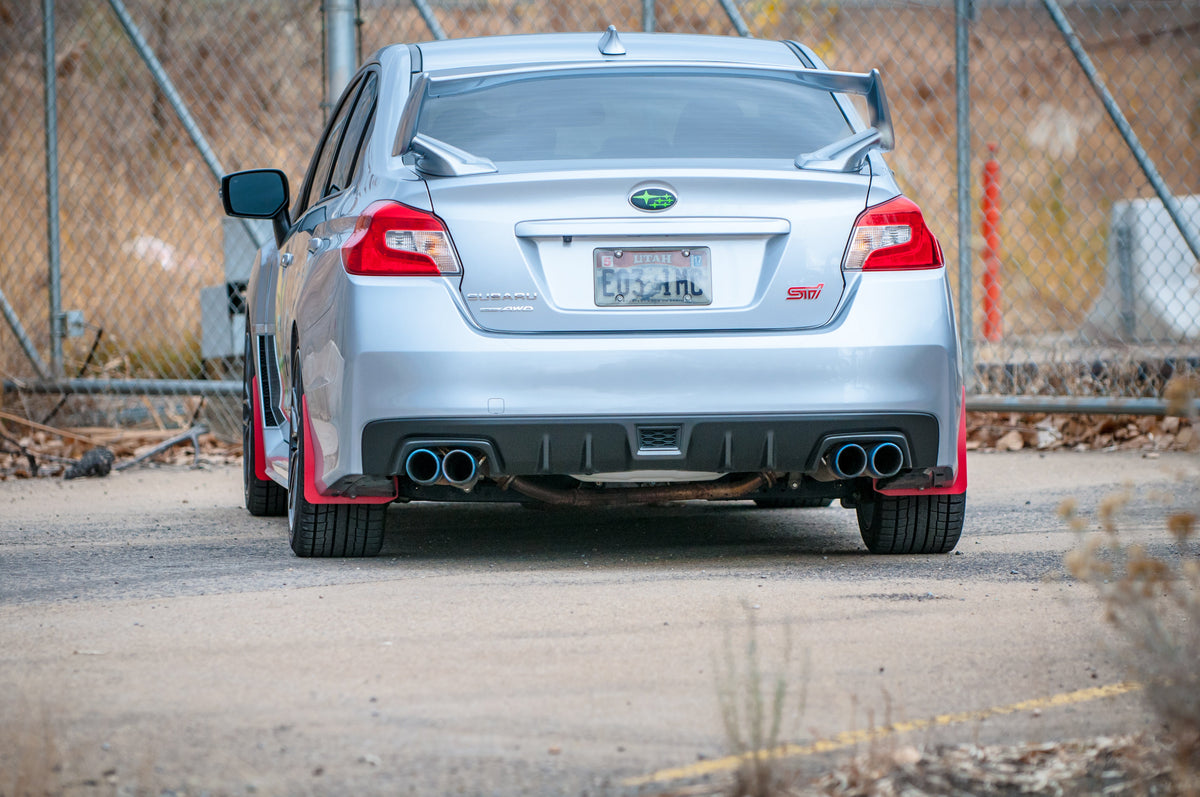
221, 169, 289, 219
221, 169, 291, 248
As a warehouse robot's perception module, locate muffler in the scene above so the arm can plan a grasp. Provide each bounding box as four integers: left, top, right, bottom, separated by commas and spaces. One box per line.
404, 448, 442, 486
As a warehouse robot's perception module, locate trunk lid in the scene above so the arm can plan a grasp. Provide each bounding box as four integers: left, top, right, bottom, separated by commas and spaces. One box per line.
425, 167, 870, 333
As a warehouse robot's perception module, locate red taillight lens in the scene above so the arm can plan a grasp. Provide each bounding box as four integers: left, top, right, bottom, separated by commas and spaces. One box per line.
341, 200, 461, 276
843, 196, 944, 271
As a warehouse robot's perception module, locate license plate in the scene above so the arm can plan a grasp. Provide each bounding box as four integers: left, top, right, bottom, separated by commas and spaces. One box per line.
593, 247, 712, 307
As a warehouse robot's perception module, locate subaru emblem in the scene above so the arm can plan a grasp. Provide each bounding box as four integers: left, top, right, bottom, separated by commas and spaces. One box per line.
629, 187, 677, 212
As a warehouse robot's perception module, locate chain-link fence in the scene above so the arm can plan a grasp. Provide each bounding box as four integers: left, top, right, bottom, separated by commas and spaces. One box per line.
965, 1, 1200, 407
1, 0, 1198, 439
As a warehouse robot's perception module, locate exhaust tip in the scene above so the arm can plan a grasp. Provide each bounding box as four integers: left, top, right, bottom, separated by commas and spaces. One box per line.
868, 442, 904, 479
442, 449, 478, 487
868, 441, 902, 480
830, 443, 868, 479
404, 448, 441, 485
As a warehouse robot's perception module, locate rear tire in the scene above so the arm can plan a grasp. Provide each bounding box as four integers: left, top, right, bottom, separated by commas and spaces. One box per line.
243, 333, 286, 517
856, 491, 965, 554
753, 496, 833, 508
286, 348, 385, 558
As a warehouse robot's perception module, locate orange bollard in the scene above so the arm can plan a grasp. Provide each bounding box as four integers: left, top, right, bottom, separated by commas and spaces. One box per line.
981, 143, 1003, 341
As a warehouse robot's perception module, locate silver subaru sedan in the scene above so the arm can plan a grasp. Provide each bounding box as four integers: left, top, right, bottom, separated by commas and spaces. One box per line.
221, 28, 966, 558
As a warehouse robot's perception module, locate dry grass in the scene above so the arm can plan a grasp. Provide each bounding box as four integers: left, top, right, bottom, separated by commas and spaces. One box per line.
1059, 377, 1200, 793
715, 603, 809, 797
1061, 516, 1200, 792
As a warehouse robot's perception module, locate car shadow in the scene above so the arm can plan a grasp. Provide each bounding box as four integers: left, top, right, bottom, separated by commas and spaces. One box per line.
376, 499, 868, 564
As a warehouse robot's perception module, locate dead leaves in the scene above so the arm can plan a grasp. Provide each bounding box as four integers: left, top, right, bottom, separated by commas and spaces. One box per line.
809, 735, 1176, 796
0, 416, 238, 479
967, 412, 1196, 452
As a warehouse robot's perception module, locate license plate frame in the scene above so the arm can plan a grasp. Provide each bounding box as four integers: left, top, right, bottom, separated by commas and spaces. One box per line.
593, 247, 712, 307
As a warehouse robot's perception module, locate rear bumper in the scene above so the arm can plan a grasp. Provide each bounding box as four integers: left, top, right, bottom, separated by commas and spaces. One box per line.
362, 412, 940, 477
297, 268, 962, 492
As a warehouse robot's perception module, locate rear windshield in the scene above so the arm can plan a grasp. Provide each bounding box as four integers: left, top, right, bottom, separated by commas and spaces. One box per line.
415, 71, 853, 162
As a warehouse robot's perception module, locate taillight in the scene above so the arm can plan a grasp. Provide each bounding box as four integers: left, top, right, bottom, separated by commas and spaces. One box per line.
341, 200, 461, 276
842, 196, 943, 271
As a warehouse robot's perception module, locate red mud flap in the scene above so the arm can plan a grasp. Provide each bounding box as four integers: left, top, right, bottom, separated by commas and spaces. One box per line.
302, 397, 397, 506
876, 388, 967, 497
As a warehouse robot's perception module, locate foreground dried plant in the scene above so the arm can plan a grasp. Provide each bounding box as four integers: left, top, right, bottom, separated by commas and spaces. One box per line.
715, 605, 808, 797
1061, 504, 1200, 791
1060, 377, 1200, 792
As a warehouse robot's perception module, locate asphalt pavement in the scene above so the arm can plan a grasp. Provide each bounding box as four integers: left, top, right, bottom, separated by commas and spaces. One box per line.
1, 450, 1195, 795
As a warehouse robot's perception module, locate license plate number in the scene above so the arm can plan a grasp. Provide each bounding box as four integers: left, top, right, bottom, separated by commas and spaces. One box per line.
593, 248, 712, 307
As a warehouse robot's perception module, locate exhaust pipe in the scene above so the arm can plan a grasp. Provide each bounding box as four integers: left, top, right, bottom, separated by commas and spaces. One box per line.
867, 442, 904, 479
441, 449, 480, 491
499, 473, 770, 507
404, 448, 441, 485
829, 443, 867, 479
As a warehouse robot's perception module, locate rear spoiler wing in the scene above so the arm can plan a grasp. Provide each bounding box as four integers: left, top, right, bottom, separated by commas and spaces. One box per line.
394, 61, 893, 176
789, 68, 893, 172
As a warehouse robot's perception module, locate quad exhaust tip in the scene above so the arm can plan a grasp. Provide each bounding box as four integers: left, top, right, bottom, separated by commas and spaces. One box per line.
826, 440, 907, 480
830, 443, 868, 479
404, 448, 441, 485
404, 447, 483, 491
441, 449, 479, 488
869, 441, 904, 479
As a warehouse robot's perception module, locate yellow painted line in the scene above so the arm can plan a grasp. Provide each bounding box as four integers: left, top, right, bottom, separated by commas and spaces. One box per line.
622, 680, 1142, 787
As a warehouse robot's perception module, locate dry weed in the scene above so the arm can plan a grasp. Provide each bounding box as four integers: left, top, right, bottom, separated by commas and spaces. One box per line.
715, 603, 808, 797
1062, 377, 1200, 792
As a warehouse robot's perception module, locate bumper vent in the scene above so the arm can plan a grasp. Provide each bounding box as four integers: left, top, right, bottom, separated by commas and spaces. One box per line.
257, 335, 284, 427
637, 425, 682, 453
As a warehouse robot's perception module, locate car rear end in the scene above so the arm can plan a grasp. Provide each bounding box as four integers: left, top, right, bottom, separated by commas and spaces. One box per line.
302, 32, 966, 553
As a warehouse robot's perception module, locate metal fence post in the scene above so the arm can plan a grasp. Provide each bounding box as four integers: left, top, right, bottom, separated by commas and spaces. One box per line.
43, 0, 63, 377
324, 0, 357, 112
643, 0, 655, 33
411, 0, 447, 41
718, 0, 751, 37
1041, 0, 1200, 264
105, 0, 268, 251
955, 0, 973, 389
0, 286, 50, 380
